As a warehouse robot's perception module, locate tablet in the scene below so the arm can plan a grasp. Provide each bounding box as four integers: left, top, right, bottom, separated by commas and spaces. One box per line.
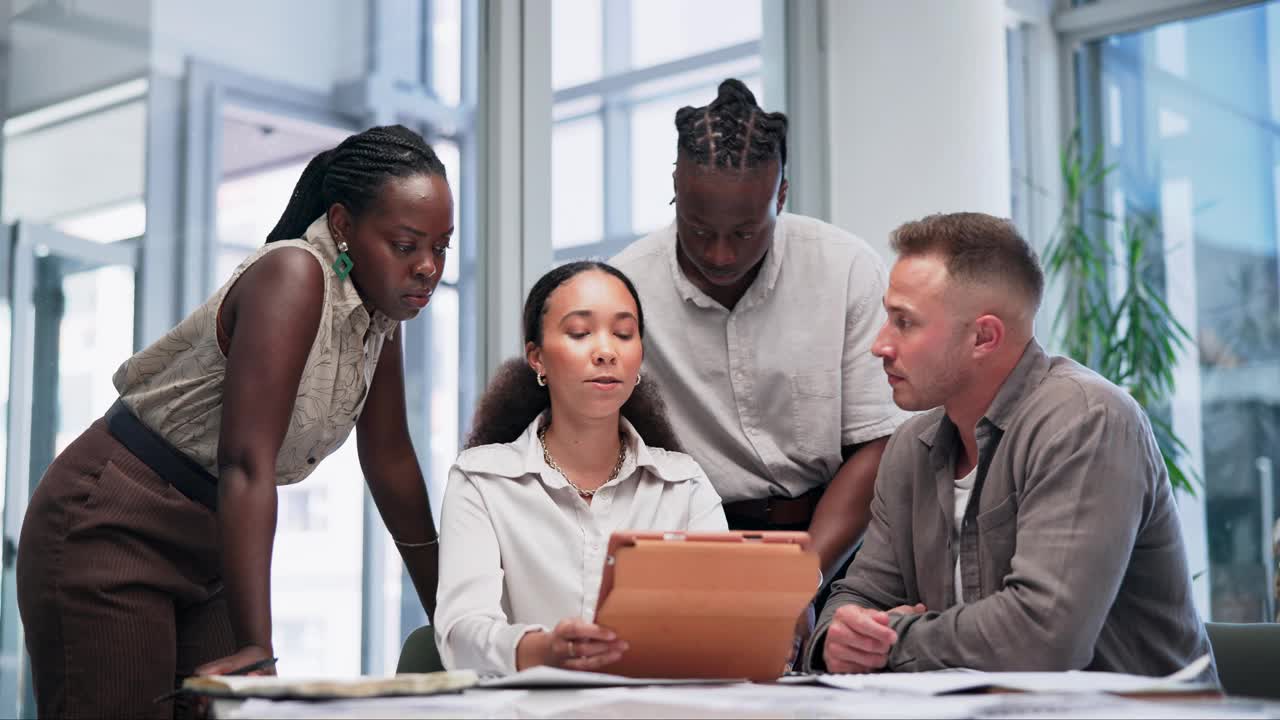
593, 530, 820, 682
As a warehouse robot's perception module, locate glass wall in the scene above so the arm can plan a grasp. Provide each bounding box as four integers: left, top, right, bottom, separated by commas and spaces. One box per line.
550, 0, 766, 262
1078, 1, 1280, 622
1, 0, 477, 694
1, 4, 150, 711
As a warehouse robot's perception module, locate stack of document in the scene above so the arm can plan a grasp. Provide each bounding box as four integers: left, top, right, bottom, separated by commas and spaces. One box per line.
183, 670, 478, 700
476, 666, 741, 688
780, 654, 1218, 697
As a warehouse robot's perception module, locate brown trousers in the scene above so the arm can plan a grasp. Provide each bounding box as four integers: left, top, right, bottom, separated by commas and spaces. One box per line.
16, 419, 236, 719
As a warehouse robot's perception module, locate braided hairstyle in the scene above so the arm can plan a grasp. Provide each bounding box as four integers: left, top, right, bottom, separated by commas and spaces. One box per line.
674, 78, 788, 175
465, 261, 683, 453
266, 124, 448, 243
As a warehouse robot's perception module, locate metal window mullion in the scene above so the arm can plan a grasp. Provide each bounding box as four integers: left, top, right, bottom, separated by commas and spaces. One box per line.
140, 71, 185, 348
760, 0, 787, 110
475, 0, 550, 385
457, 126, 480, 441
600, 0, 633, 246
183, 64, 222, 320
601, 0, 632, 75
461, 0, 479, 107
0, 0, 8, 213
421, 0, 435, 93
780, 0, 827, 220
553, 40, 762, 104
1054, 0, 1261, 46
456, 0, 480, 443
1, 223, 36, 720
601, 102, 632, 244
1007, 24, 1031, 236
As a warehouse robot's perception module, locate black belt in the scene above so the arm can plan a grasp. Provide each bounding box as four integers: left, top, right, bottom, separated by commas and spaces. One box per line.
723, 485, 825, 528
105, 399, 218, 511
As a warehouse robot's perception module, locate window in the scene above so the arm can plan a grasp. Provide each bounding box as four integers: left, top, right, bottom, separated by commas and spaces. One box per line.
215, 156, 320, 287
550, 0, 766, 263
1006, 21, 1031, 237
1077, 1, 1280, 622
279, 486, 329, 533
0, 0, 477, 703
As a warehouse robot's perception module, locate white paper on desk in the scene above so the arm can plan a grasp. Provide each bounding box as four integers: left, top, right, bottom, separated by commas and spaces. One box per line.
188, 670, 478, 699
972, 693, 1273, 720
784, 653, 1216, 696
612, 684, 1006, 719
476, 665, 743, 689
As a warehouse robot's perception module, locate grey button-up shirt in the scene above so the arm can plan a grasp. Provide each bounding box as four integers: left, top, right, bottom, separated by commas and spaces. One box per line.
805, 341, 1217, 680
611, 214, 909, 503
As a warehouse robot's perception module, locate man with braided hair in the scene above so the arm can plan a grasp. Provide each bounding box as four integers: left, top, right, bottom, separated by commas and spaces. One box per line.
17, 125, 450, 717
612, 79, 908, 639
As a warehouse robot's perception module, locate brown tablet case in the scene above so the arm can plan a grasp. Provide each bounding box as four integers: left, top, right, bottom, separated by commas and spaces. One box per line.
593, 531, 820, 682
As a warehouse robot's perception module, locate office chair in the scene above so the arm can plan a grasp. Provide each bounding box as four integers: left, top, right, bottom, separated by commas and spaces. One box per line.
396, 625, 446, 674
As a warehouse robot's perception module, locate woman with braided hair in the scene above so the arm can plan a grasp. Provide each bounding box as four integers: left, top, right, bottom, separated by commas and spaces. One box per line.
17, 124, 450, 718
611, 79, 910, 658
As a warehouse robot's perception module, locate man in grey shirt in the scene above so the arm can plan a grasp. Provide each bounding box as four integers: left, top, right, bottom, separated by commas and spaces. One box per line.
806, 212, 1216, 679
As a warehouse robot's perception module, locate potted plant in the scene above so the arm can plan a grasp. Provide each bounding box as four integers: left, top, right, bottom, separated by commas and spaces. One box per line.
1042, 130, 1197, 495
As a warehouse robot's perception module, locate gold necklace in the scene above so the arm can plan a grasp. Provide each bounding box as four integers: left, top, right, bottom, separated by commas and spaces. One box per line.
538, 425, 627, 498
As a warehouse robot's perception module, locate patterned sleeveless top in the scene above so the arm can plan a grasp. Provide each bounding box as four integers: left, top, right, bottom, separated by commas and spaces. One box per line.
112, 216, 398, 485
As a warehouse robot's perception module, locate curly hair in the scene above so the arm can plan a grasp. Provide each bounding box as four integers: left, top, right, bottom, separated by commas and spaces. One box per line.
465, 261, 683, 453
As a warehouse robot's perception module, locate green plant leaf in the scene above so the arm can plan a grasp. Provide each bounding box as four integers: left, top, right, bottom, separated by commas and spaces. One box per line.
1044, 128, 1199, 497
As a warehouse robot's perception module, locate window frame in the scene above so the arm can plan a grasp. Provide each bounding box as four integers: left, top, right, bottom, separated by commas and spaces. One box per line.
1025, 0, 1276, 619
550, 0, 767, 263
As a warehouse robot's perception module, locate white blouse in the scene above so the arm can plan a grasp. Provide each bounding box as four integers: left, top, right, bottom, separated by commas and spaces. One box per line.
434, 414, 728, 675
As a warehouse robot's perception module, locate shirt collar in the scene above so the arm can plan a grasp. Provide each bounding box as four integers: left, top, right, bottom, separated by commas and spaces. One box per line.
494, 412, 700, 488
301, 215, 398, 340
917, 339, 1051, 464
662, 214, 790, 311
981, 339, 1050, 432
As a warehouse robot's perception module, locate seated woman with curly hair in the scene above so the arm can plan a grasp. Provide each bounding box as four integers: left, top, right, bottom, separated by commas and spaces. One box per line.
434, 261, 727, 676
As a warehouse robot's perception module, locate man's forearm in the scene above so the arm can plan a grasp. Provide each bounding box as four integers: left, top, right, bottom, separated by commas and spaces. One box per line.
808, 437, 889, 578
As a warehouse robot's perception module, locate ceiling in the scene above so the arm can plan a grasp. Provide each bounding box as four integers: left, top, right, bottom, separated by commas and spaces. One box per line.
220, 105, 348, 178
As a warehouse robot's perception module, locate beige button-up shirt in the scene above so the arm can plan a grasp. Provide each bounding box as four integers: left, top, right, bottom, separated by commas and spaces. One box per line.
113, 216, 397, 486
434, 414, 728, 675
611, 213, 909, 503
806, 341, 1217, 681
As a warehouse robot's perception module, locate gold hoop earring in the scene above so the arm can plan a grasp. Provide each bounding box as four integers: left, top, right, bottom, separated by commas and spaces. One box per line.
635, 372, 642, 386
537, 371, 547, 387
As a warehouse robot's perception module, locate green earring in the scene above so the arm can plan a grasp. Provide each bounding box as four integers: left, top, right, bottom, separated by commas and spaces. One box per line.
333, 240, 354, 281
